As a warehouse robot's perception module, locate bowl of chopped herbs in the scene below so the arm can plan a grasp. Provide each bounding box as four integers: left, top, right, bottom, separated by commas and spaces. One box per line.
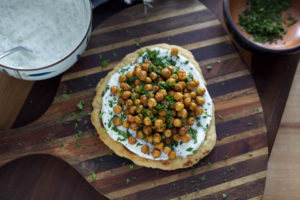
223, 0, 300, 54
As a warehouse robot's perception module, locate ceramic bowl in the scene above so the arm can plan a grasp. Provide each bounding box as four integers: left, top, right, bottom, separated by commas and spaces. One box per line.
0, 0, 92, 81
223, 0, 300, 54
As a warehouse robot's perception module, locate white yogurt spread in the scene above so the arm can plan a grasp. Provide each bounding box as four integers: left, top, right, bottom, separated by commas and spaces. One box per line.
0, 0, 88, 69
101, 48, 213, 160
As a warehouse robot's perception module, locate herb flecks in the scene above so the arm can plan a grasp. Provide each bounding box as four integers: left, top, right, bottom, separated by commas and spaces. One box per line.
238, 0, 297, 44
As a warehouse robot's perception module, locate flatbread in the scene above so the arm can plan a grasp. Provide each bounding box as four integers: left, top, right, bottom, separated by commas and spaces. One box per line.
91, 44, 216, 170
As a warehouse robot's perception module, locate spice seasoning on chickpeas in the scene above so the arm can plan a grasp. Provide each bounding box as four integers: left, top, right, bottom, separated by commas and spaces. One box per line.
100, 47, 213, 160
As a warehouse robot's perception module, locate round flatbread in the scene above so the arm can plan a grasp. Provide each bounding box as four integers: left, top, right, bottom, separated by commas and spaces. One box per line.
91, 43, 216, 170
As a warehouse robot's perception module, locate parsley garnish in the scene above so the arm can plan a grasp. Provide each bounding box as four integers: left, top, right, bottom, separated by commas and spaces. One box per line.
92, 172, 97, 181
101, 59, 110, 67
186, 147, 193, 152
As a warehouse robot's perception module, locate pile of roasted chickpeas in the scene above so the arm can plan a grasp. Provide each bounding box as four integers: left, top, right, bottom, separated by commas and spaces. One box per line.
109, 47, 206, 160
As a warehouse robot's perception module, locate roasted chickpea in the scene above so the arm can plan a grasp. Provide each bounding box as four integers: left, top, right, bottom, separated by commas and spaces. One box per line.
177, 70, 187, 81
195, 106, 204, 115
187, 117, 194, 125
157, 126, 165, 133
171, 74, 178, 81
183, 93, 191, 99
174, 92, 183, 101
179, 126, 189, 135
131, 92, 138, 100
194, 79, 200, 87
134, 99, 141, 105
171, 47, 179, 56
143, 117, 152, 126
184, 97, 191, 107
179, 81, 186, 88
129, 123, 139, 130
128, 136, 137, 145
113, 117, 122, 126
120, 83, 131, 91
164, 129, 172, 138
168, 151, 176, 160
159, 89, 167, 96
127, 115, 135, 123
119, 75, 126, 83
118, 98, 125, 105
145, 60, 152, 65
141, 63, 149, 71
196, 87, 206, 95
110, 86, 118, 94
190, 91, 196, 99
160, 146, 171, 155
168, 65, 175, 72
146, 135, 153, 143
149, 72, 158, 80
153, 133, 161, 143
187, 81, 196, 90
123, 120, 130, 128
136, 104, 143, 113
117, 88, 123, 97
152, 85, 159, 92
141, 145, 150, 154
125, 99, 133, 107
152, 149, 162, 158
134, 116, 142, 124
189, 102, 197, 110
173, 118, 182, 127
134, 65, 141, 75
174, 83, 183, 92
158, 116, 166, 123
158, 109, 168, 117
148, 98, 157, 108
126, 71, 133, 79
167, 77, 176, 84
122, 91, 131, 99
155, 92, 164, 102
174, 102, 184, 111
113, 105, 122, 114
143, 126, 152, 135
144, 84, 152, 91
129, 106, 137, 114
154, 119, 164, 128
177, 108, 188, 119
161, 68, 171, 79
134, 79, 142, 86
173, 134, 181, 141
168, 90, 175, 96
136, 130, 144, 139
140, 95, 148, 106
182, 134, 191, 143
155, 142, 164, 150
146, 77, 152, 83
138, 70, 147, 81
196, 96, 205, 105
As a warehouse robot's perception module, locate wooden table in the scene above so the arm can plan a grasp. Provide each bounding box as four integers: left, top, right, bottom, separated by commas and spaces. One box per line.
0, 0, 298, 199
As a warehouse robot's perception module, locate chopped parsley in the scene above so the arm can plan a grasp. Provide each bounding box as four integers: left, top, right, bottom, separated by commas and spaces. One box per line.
222, 193, 227, 199
206, 65, 212, 70
101, 59, 110, 67
92, 172, 97, 181
76, 100, 85, 110
186, 147, 193, 152
238, 0, 297, 44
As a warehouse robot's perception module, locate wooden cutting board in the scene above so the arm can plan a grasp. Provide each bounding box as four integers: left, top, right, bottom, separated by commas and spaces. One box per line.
0, 0, 268, 199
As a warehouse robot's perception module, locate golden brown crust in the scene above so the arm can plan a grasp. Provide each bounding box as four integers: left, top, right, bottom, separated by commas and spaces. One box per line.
91, 44, 216, 170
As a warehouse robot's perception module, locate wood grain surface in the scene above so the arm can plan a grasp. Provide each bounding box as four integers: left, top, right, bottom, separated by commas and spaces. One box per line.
0, 0, 268, 199
263, 61, 300, 200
